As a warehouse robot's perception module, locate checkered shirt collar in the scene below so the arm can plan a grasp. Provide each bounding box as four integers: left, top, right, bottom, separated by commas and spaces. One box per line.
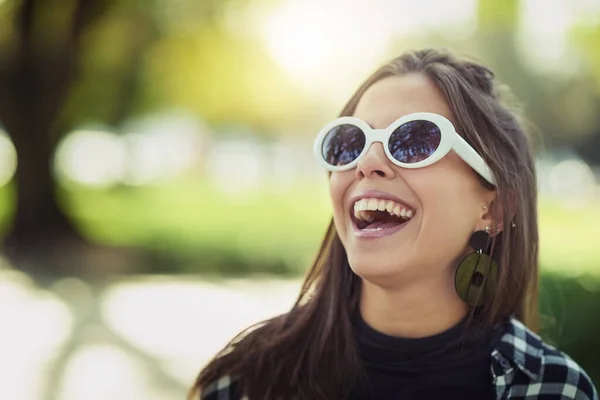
495, 317, 544, 380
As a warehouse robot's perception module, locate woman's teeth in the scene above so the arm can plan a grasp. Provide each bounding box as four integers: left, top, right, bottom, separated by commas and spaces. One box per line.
353, 198, 414, 221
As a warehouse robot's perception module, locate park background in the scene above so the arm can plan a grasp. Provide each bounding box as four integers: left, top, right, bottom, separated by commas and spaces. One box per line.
0, 0, 599, 399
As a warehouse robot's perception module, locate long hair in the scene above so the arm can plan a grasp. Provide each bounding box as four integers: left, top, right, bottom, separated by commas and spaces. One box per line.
189, 48, 539, 400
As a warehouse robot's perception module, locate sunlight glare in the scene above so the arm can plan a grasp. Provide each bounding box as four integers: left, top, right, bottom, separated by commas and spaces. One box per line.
261, 0, 392, 98
263, 5, 340, 78
259, 0, 478, 103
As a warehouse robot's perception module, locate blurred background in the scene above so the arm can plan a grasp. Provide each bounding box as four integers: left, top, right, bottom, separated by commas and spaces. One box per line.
0, 0, 599, 398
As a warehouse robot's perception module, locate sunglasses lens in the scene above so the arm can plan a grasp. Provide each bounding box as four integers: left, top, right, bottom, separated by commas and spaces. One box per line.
321, 124, 366, 166
389, 120, 441, 164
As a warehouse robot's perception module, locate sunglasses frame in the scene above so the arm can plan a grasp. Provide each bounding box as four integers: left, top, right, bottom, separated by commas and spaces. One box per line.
313, 112, 496, 185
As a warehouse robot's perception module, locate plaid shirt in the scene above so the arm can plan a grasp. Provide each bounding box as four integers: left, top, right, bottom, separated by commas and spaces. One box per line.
201, 317, 598, 400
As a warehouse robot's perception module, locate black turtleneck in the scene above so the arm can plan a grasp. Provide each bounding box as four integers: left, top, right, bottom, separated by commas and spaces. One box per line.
350, 311, 501, 400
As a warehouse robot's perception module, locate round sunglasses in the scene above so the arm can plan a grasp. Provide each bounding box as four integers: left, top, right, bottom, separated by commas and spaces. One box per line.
313, 112, 495, 185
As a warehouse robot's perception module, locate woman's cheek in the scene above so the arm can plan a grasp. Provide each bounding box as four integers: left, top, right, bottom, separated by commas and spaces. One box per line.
328, 172, 351, 206
329, 172, 353, 237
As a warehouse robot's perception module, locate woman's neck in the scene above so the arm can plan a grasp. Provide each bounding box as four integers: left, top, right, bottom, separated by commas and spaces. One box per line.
359, 272, 469, 338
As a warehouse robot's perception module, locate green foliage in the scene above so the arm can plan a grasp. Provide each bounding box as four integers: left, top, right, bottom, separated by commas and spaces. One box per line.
59, 180, 331, 274
7, 0, 285, 134
0, 183, 14, 234
477, 0, 519, 30
539, 273, 600, 384
57, 0, 315, 134
139, 26, 313, 131
61, 1, 160, 127
571, 23, 600, 93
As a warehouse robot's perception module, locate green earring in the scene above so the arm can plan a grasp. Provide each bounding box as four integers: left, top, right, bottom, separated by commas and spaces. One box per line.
455, 228, 499, 307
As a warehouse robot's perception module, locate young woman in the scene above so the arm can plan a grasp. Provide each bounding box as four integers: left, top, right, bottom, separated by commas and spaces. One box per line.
190, 49, 598, 399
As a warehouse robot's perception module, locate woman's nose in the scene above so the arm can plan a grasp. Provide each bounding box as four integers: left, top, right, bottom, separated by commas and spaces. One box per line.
355, 143, 396, 179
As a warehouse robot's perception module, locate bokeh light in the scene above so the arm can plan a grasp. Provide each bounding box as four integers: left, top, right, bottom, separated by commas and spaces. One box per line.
54, 130, 127, 188
205, 139, 264, 195
57, 344, 151, 400
120, 113, 206, 185
0, 269, 73, 400
519, 0, 600, 73
549, 159, 596, 207
0, 130, 17, 187
54, 116, 205, 188
100, 278, 300, 385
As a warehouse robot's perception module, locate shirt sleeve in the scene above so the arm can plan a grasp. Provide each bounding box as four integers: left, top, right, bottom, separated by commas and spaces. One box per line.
200, 376, 243, 400
574, 369, 598, 400
543, 355, 599, 400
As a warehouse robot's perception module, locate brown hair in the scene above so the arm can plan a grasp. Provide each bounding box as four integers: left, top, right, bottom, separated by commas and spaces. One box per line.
189, 48, 539, 400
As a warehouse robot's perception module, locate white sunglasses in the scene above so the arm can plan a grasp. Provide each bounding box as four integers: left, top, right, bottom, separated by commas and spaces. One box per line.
313, 112, 495, 185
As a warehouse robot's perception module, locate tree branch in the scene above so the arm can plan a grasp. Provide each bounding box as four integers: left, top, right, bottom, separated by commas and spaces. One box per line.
15, 0, 36, 54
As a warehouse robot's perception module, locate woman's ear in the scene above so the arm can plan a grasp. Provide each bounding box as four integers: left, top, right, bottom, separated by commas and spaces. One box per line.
482, 189, 517, 234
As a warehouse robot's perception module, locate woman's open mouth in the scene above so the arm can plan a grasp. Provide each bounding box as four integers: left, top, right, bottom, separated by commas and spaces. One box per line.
351, 197, 415, 238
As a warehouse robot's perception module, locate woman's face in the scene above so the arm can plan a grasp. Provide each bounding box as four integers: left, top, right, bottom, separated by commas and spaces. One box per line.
329, 73, 495, 286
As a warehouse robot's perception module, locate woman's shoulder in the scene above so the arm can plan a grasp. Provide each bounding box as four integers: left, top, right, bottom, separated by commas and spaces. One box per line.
493, 317, 598, 400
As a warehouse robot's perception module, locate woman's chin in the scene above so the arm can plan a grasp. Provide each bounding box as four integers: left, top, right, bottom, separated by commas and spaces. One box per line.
348, 258, 411, 284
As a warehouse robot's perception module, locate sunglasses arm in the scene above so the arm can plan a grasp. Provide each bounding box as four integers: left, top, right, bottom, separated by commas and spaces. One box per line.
453, 135, 496, 185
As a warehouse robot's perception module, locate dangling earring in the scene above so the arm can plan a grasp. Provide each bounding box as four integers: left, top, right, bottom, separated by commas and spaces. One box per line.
455, 228, 499, 307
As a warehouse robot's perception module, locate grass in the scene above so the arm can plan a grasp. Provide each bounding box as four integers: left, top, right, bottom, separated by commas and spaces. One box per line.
538, 200, 600, 275
0, 179, 599, 276
63, 180, 333, 273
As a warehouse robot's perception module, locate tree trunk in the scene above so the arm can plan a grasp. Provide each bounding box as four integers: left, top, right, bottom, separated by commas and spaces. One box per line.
4, 129, 81, 252
0, 0, 103, 275
0, 57, 83, 276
